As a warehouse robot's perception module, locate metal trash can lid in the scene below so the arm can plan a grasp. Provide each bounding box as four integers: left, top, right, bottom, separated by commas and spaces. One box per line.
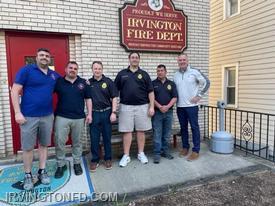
211, 131, 233, 141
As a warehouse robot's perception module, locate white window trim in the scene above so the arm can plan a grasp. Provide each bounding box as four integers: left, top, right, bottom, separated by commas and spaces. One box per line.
223, 0, 241, 20
221, 63, 239, 108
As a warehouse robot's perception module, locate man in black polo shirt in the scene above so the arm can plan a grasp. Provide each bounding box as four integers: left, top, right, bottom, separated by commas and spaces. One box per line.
152, 64, 178, 164
54, 61, 92, 178
88, 61, 118, 172
115, 52, 155, 167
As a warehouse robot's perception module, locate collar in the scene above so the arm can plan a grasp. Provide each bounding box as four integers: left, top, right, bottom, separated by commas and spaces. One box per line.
33, 64, 51, 75
156, 77, 168, 84
179, 65, 191, 73
63, 75, 80, 84
127, 66, 141, 73
91, 74, 106, 82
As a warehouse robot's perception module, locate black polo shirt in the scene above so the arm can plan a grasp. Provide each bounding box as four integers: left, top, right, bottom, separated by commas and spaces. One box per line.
115, 67, 153, 105
88, 75, 118, 110
153, 78, 178, 109
55, 76, 91, 119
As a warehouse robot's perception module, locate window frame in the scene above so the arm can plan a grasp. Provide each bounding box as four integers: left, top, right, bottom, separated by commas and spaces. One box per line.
221, 63, 239, 108
223, 0, 241, 20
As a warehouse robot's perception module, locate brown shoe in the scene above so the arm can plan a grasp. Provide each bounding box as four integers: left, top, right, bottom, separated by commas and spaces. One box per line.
187, 152, 199, 161
90, 162, 99, 172
105, 160, 112, 170
179, 148, 189, 157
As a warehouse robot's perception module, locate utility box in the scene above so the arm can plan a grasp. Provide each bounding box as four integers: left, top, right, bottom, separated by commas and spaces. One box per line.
210, 100, 234, 154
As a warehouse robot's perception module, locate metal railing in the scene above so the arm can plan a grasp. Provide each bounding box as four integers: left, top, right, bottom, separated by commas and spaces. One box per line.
200, 105, 275, 162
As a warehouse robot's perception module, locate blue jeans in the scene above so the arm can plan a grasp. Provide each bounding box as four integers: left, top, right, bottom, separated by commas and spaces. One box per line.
89, 109, 112, 163
152, 110, 173, 156
177, 106, 200, 153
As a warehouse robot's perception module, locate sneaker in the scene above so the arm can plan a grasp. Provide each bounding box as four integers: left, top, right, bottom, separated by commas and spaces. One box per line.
38, 170, 50, 185
137, 152, 148, 164
161, 153, 174, 160
104, 160, 112, 170
119, 154, 131, 167
74, 164, 83, 176
187, 152, 199, 161
23, 174, 34, 190
153, 155, 160, 164
90, 162, 99, 172
54, 165, 67, 179
179, 148, 189, 157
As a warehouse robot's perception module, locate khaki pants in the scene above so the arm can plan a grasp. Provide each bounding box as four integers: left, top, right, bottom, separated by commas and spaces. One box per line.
54, 116, 84, 167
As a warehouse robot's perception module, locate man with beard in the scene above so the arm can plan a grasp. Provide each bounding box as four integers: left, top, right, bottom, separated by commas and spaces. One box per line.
11, 48, 60, 190
54, 61, 92, 178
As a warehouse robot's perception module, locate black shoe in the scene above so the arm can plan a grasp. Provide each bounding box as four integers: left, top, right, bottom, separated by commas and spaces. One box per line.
153, 155, 160, 164
54, 165, 67, 179
161, 153, 174, 160
74, 164, 83, 176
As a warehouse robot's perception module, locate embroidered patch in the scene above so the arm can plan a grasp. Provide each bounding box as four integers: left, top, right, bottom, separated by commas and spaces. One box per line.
51, 73, 56, 80
167, 84, 172, 90
101, 82, 107, 89
78, 83, 85, 90
137, 74, 142, 79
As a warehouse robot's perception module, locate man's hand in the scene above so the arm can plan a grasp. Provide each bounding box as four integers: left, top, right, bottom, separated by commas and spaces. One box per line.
110, 112, 117, 123
15, 112, 27, 125
148, 106, 155, 117
160, 105, 169, 113
190, 96, 202, 104
85, 114, 92, 124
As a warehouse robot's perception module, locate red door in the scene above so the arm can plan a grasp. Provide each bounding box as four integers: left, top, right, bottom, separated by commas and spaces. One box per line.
6, 32, 69, 154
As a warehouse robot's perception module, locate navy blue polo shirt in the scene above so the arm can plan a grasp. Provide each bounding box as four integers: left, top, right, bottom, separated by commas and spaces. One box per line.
14, 64, 60, 117
88, 75, 118, 110
153, 78, 178, 109
114, 67, 153, 105
55, 76, 92, 119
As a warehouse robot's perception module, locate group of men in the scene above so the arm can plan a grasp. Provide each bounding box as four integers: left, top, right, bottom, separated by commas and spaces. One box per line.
11, 48, 210, 191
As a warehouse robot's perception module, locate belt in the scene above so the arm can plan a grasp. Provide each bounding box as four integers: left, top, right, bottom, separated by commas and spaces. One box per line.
93, 107, 111, 112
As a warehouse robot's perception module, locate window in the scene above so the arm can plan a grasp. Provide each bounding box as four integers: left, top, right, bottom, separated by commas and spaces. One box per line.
25, 56, 55, 70
222, 64, 239, 108
224, 0, 240, 19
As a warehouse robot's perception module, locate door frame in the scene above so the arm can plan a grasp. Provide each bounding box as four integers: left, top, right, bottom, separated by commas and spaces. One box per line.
5, 31, 70, 154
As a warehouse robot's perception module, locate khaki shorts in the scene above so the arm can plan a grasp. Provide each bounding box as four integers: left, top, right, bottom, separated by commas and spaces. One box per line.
118, 104, 152, 132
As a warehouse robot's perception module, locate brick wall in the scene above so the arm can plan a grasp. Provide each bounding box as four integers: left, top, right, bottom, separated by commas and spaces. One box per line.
0, 0, 209, 157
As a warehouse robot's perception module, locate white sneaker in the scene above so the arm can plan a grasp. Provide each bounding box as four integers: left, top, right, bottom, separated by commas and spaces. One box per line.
119, 154, 131, 167
137, 152, 148, 164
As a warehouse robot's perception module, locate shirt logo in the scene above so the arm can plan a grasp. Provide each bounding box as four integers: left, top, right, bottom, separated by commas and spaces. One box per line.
78, 83, 85, 90
51, 73, 56, 80
102, 82, 107, 89
137, 74, 143, 79
167, 84, 172, 90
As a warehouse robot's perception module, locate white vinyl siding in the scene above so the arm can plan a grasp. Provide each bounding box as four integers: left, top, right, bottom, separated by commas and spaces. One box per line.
210, 0, 275, 114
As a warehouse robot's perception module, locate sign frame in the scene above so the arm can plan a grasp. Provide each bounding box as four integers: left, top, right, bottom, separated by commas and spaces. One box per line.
119, 0, 188, 53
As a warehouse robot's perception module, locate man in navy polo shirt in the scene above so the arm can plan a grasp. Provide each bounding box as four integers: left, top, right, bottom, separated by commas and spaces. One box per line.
115, 52, 155, 167
11, 48, 60, 190
54, 61, 92, 178
88, 61, 118, 172
152, 64, 178, 164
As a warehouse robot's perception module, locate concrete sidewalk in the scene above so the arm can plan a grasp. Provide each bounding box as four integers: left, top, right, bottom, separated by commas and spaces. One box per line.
87, 143, 256, 196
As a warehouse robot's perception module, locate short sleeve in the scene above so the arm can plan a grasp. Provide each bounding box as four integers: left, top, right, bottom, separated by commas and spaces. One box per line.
108, 79, 119, 98
145, 72, 153, 93
114, 72, 121, 91
14, 67, 29, 86
171, 82, 178, 98
84, 81, 92, 99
